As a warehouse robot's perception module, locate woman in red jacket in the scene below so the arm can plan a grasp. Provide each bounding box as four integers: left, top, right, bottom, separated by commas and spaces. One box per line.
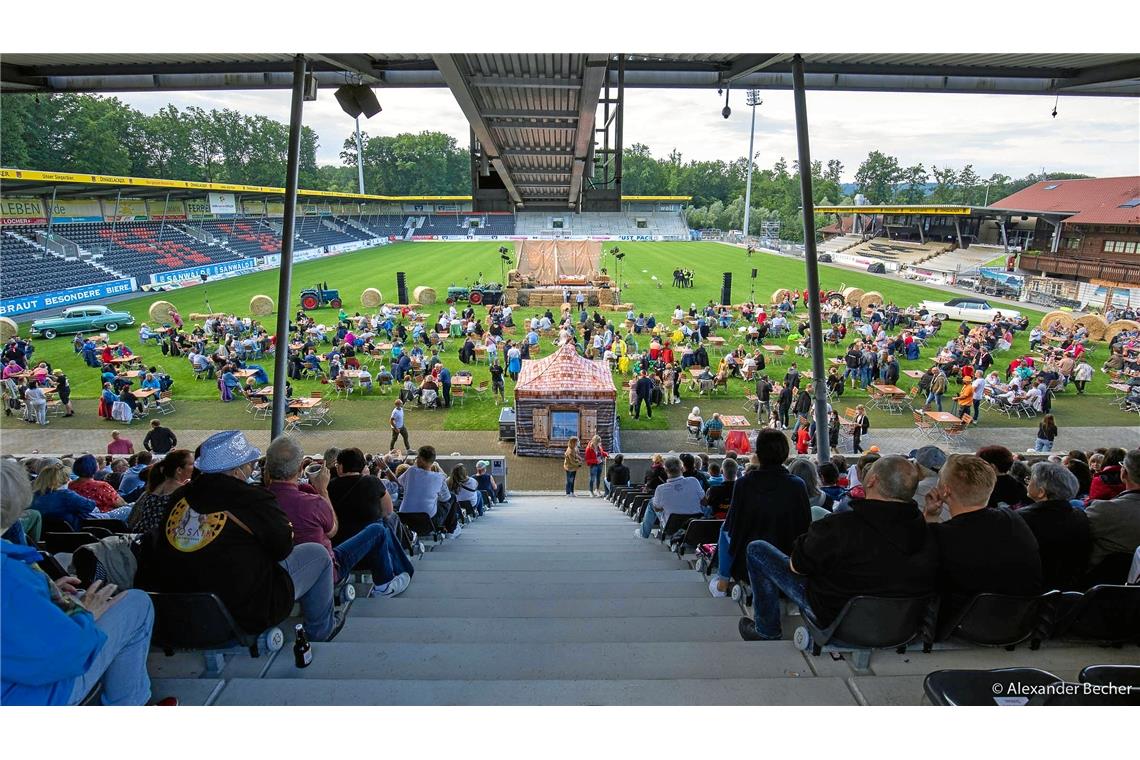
1088, 447, 1127, 503
585, 435, 608, 498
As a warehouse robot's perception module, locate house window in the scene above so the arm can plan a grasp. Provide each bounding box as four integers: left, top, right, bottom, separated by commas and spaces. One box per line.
1126, 242, 1138, 254
1104, 240, 1114, 252
1065, 237, 1079, 249
549, 410, 580, 440
1115, 241, 1128, 253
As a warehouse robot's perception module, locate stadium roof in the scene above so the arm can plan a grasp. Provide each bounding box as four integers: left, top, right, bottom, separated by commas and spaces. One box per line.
0, 167, 689, 204
5, 54, 1138, 208
989, 176, 1140, 225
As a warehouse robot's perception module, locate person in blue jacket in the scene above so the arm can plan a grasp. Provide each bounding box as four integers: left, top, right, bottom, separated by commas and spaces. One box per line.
0, 459, 156, 705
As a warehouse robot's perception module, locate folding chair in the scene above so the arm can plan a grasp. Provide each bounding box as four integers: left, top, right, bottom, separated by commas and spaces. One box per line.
155, 392, 175, 415
796, 594, 938, 673
931, 590, 1058, 651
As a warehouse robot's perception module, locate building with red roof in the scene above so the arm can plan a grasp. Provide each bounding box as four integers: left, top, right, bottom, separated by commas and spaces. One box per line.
992, 176, 1140, 286
514, 342, 616, 457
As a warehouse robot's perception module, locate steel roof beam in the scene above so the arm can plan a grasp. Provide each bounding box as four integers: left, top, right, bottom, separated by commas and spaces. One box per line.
309, 54, 385, 85
432, 54, 523, 206
1055, 58, 1140, 90
469, 76, 582, 89
568, 55, 609, 205
489, 120, 578, 130
482, 109, 579, 119
502, 148, 574, 156
719, 53, 790, 83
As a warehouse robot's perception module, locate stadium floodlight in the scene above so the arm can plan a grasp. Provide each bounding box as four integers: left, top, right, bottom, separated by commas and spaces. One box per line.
741, 90, 763, 240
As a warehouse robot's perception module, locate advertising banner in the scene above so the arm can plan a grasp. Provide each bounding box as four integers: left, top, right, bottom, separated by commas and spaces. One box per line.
0, 196, 46, 225
48, 198, 103, 223
241, 199, 266, 216
146, 198, 187, 220
186, 198, 214, 220
266, 201, 286, 217
208, 192, 237, 214
149, 258, 257, 285
1, 278, 137, 318
102, 198, 148, 222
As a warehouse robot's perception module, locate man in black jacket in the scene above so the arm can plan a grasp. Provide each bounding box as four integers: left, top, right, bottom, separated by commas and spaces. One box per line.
713, 429, 810, 600
135, 430, 345, 641
755, 375, 773, 420
143, 419, 177, 455
740, 455, 938, 640
1018, 462, 1091, 591
633, 371, 655, 419
776, 382, 793, 429
783, 363, 801, 391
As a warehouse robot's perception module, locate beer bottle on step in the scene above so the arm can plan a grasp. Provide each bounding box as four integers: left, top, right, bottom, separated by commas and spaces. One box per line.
294, 624, 312, 668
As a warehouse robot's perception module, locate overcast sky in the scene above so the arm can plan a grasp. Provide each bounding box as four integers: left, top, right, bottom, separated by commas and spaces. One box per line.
116, 85, 1139, 183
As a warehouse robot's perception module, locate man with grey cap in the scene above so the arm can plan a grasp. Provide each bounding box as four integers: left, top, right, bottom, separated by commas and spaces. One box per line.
474, 459, 506, 505
135, 430, 345, 641
910, 445, 948, 521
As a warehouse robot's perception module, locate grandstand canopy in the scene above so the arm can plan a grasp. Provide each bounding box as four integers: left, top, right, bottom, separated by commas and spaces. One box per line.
4, 54, 1139, 209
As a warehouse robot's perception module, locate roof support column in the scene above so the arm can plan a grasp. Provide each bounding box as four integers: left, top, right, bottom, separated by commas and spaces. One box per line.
614, 56, 625, 200
791, 54, 830, 463
271, 54, 307, 440
953, 217, 964, 249
46, 187, 57, 234
157, 192, 171, 241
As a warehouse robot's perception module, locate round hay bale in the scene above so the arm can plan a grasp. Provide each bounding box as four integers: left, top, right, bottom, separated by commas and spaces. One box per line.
859, 290, 883, 310
1074, 313, 1109, 341
148, 300, 177, 324
1105, 319, 1140, 343
0, 317, 18, 342
1040, 310, 1075, 331
412, 286, 436, 305
771, 288, 792, 304
249, 294, 275, 317
360, 288, 383, 308
842, 287, 864, 306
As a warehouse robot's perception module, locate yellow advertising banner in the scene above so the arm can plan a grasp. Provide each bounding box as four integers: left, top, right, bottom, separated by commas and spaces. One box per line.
185, 198, 213, 219
242, 199, 266, 216
0, 196, 47, 224
815, 205, 973, 215
266, 201, 285, 217
49, 198, 103, 222
102, 197, 148, 221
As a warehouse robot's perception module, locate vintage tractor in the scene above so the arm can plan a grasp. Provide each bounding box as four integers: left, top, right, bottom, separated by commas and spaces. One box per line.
299, 282, 342, 310
446, 281, 504, 306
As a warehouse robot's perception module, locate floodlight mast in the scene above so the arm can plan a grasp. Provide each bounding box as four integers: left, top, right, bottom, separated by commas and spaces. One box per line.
741, 90, 762, 242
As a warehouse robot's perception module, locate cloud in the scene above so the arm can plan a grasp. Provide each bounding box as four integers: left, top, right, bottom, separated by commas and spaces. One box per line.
117, 85, 1139, 180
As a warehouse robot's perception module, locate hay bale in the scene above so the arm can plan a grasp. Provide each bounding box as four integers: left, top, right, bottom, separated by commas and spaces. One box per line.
148, 300, 177, 324
360, 288, 383, 308
1074, 314, 1109, 341
412, 286, 436, 305
1040, 310, 1075, 331
771, 288, 792, 304
0, 317, 18, 341
859, 291, 883, 310
842, 287, 864, 306
249, 294, 275, 317
1105, 319, 1140, 343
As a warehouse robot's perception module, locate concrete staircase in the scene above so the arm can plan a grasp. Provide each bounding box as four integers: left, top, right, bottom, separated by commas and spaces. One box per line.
147, 495, 1136, 706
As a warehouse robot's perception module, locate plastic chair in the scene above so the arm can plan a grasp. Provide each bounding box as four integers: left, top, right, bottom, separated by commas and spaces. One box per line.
923, 668, 1062, 706
1047, 585, 1140, 645
933, 591, 1058, 650
147, 592, 285, 677
670, 518, 724, 559
656, 512, 697, 542
795, 594, 938, 673
397, 510, 443, 544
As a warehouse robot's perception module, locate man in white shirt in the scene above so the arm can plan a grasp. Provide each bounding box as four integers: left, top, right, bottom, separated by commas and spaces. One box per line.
396, 445, 459, 534
389, 399, 410, 449
636, 457, 704, 539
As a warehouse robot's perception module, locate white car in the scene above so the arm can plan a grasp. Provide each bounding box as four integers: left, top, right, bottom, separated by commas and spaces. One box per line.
919, 298, 1021, 323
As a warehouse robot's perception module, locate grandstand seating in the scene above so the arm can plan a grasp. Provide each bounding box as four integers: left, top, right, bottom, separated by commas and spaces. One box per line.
835, 237, 955, 267
338, 213, 517, 238
817, 234, 863, 254
918, 244, 1007, 274
0, 230, 113, 299
198, 219, 282, 258
293, 216, 372, 248
515, 211, 688, 238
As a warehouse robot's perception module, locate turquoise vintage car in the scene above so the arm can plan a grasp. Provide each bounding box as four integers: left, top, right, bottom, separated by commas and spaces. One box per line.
29, 305, 135, 339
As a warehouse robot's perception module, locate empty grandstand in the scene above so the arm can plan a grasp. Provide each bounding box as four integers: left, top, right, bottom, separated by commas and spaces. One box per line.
515, 211, 688, 239
0, 230, 115, 299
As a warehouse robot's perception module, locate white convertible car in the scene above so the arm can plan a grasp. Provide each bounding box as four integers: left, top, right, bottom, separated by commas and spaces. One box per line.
919, 297, 1021, 323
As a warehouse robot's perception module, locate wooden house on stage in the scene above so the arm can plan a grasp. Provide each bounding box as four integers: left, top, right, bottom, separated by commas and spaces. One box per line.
513, 342, 617, 457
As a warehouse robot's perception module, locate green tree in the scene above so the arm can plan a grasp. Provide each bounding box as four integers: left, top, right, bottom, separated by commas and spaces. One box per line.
854, 150, 903, 203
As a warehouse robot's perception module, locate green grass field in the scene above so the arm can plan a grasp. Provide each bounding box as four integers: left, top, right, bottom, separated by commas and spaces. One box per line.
5, 240, 1131, 432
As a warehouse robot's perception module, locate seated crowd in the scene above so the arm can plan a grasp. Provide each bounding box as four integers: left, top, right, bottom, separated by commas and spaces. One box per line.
0, 430, 507, 705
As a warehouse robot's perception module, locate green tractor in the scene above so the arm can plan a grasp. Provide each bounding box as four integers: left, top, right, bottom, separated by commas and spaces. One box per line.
299, 282, 342, 310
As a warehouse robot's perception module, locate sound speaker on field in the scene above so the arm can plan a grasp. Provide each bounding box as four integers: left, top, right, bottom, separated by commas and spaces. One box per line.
334, 84, 382, 119
396, 271, 408, 305
751, 268, 758, 279
720, 271, 732, 306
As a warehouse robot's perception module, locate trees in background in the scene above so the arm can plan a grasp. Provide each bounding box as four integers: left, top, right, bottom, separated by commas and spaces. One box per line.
2, 94, 1096, 232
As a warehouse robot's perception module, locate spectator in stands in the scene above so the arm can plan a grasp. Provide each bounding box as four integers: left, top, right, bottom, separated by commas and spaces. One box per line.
1085, 449, 1140, 583
449, 464, 485, 518
1088, 447, 1128, 502
604, 454, 630, 497
977, 445, 1029, 509
30, 461, 106, 530
921, 454, 1042, 617
702, 457, 738, 519
328, 447, 398, 544
474, 460, 506, 505
107, 430, 134, 456
127, 450, 194, 534
636, 456, 703, 539
1, 458, 157, 705
739, 456, 939, 641
142, 419, 178, 455
910, 446, 948, 520
397, 445, 459, 536
709, 429, 811, 597
700, 412, 725, 447
787, 458, 833, 518
104, 459, 129, 491
68, 455, 129, 517
117, 451, 153, 502
264, 437, 413, 599
135, 430, 345, 642
1019, 462, 1091, 591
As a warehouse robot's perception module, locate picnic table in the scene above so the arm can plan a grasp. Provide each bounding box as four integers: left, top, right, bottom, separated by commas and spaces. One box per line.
706, 336, 726, 346
452, 374, 473, 387
719, 415, 750, 427
688, 368, 705, 380
289, 397, 322, 410
108, 356, 140, 366
872, 384, 906, 397
134, 388, 159, 402
924, 411, 961, 424
234, 369, 258, 379
762, 344, 785, 354
903, 370, 926, 379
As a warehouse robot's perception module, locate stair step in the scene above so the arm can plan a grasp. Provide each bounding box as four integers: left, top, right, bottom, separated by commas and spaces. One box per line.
261, 641, 813, 681
399, 580, 709, 599
332, 615, 743, 644
349, 596, 740, 619
215, 677, 853, 706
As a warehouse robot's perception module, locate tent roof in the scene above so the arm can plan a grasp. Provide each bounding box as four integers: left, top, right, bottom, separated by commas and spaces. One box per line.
515, 342, 615, 397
